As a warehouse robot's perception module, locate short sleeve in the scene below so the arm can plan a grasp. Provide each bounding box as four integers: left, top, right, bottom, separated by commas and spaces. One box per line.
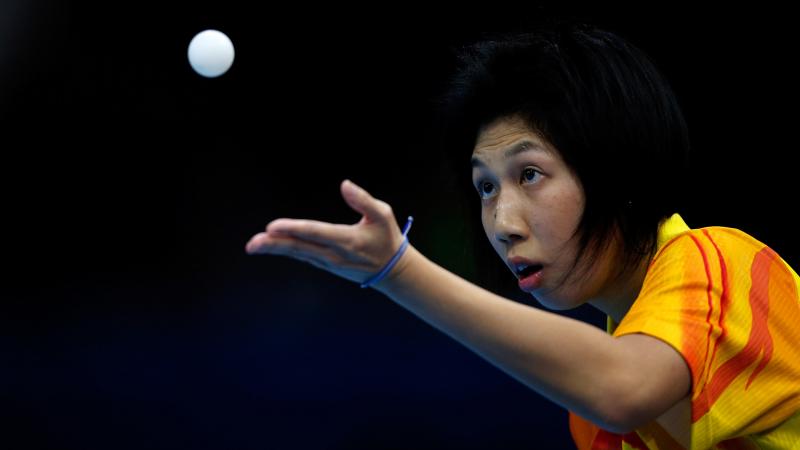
613, 228, 800, 449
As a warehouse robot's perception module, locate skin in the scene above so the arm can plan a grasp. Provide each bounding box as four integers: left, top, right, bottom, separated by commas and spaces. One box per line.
245, 116, 692, 439
471, 115, 651, 322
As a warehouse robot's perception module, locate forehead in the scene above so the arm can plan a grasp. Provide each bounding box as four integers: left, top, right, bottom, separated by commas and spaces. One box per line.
472, 116, 557, 160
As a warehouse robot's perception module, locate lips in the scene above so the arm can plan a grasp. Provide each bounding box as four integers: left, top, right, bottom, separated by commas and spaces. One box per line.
507, 256, 544, 292
517, 267, 543, 291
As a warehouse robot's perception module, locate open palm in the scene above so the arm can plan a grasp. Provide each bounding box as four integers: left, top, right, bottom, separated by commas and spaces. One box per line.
245, 179, 408, 286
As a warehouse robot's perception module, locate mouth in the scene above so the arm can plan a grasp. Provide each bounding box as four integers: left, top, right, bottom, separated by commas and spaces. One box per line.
516, 263, 543, 279
509, 260, 544, 292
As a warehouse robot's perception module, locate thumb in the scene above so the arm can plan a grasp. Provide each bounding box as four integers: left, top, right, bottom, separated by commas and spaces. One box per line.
341, 179, 386, 222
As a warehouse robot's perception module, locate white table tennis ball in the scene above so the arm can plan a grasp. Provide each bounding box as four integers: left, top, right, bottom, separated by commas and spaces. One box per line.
188, 29, 235, 78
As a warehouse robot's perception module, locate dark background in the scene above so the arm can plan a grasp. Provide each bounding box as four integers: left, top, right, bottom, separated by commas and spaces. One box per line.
2, 2, 797, 449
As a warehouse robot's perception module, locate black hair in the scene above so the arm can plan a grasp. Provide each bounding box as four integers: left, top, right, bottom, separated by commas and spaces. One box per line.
436, 19, 691, 292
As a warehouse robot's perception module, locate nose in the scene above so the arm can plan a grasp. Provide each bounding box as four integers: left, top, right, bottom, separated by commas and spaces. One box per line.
492, 193, 528, 244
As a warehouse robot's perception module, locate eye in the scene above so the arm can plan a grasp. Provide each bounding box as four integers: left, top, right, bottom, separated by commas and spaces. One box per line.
477, 181, 496, 199
521, 167, 542, 184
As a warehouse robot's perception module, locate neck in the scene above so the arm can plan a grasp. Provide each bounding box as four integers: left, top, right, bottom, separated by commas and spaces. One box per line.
588, 254, 652, 324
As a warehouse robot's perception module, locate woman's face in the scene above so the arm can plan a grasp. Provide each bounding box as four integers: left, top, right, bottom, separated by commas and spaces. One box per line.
471, 115, 616, 309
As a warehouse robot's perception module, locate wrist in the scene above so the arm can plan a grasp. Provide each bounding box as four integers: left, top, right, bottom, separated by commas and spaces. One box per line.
373, 244, 420, 296
360, 216, 414, 289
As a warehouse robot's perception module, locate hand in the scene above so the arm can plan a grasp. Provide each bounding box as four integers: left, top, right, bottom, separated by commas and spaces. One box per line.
245, 179, 409, 287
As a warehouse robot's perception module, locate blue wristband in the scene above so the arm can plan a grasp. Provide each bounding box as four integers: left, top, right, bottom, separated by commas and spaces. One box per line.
360, 216, 414, 288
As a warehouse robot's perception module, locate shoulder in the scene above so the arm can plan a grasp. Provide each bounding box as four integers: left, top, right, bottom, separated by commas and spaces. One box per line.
650, 225, 798, 286
650, 225, 776, 273
632, 225, 800, 345
641, 225, 781, 304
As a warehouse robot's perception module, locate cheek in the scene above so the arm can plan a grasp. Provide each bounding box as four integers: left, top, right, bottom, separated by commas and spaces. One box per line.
531, 212, 576, 250
481, 208, 506, 255
557, 244, 613, 301
541, 189, 583, 241
481, 208, 492, 238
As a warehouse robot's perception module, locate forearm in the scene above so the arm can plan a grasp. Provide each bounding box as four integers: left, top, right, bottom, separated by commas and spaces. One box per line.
375, 245, 633, 429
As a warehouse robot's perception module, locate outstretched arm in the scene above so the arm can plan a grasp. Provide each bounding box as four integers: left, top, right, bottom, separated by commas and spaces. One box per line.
246, 180, 690, 433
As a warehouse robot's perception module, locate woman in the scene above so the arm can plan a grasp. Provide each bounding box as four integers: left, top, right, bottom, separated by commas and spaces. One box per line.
245, 21, 800, 449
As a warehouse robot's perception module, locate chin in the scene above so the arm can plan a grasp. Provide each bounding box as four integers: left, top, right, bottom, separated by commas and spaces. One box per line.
531, 290, 584, 311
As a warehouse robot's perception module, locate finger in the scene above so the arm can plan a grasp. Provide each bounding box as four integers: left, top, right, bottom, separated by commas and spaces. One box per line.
246, 230, 288, 254
246, 232, 338, 266
340, 179, 391, 223
265, 219, 352, 247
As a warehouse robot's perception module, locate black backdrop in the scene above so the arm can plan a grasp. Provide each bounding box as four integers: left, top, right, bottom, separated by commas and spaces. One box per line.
3, 2, 797, 449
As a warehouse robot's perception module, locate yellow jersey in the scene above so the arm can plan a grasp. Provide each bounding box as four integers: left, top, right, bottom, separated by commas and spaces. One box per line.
569, 214, 800, 449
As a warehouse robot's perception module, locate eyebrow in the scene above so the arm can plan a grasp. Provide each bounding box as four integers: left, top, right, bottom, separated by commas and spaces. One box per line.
470, 140, 545, 168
